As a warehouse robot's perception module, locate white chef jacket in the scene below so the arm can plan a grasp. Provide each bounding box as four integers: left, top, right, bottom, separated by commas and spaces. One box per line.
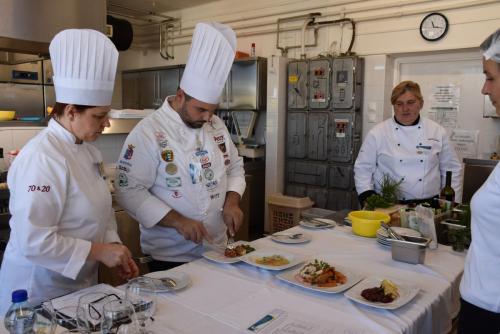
0, 119, 120, 314
354, 117, 462, 202
460, 163, 500, 313
114, 97, 246, 262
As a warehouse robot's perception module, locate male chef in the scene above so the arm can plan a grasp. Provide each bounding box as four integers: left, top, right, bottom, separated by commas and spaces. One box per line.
115, 21, 246, 271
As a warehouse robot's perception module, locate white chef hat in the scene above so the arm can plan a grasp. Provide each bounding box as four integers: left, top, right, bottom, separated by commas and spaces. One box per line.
49, 29, 118, 106
180, 22, 236, 104
480, 28, 500, 63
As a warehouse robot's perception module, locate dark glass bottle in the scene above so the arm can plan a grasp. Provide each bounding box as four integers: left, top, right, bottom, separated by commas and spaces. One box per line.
440, 171, 455, 203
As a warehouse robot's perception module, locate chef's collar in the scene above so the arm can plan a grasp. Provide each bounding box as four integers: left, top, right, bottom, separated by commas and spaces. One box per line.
394, 115, 420, 126
48, 118, 81, 146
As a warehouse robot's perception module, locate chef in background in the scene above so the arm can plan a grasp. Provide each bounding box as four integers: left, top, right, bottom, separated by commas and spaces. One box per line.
0, 29, 139, 313
459, 28, 500, 334
115, 22, 246, 272
354, 80, 462, 205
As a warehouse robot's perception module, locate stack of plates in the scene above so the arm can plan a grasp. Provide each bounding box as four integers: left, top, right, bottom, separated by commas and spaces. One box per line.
376, 227, 422, 247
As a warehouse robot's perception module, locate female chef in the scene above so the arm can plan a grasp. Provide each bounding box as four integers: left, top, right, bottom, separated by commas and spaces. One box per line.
354, 80, 462, 205
458, 29, 500, 334
0, 29, 138, 313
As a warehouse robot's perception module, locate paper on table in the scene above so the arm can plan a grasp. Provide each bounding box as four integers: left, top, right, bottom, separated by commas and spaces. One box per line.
416, 205, 438, 249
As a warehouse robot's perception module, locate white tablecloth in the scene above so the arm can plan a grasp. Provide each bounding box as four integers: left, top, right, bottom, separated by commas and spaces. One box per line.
150, 225, 465, 334
1, 225, 465, 334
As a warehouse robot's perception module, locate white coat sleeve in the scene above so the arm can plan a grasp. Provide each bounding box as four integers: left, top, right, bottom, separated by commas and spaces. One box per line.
8, 152, 91, 280
224, 128, 246, 197
439, 131, 463, 202
104, 212, 121, 244
354, 130, 378, 195
114, 125, 172, 228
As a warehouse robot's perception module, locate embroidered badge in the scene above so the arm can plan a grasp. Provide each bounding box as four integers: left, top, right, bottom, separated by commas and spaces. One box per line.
218, 143, 227, 153
189, 163, 202, 184
118, 173, 128, 187
205, 180, 218, 191
161, 150, 174, 162
210, 193, 220, 200
165, 163, 178, 175
166, 177, 182, 188
119, 160, 132, 167
118, 165, 130, 173
204, 168, 214, 180
224, 159, 230, 166
195, 150, 208, 157
158, 140, 168, 148
172, 190, 182, 198
200, 156, 210, 164
27, 185, 51, 192
202, 162, 211, 169
123, 144, 135, 160
213, 134, 225, 145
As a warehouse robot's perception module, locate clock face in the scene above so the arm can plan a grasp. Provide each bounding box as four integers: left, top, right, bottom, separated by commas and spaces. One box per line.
420, 13, 448, 41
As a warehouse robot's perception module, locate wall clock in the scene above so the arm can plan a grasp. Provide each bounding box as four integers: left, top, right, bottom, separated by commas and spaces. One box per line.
420, 12, 449, 41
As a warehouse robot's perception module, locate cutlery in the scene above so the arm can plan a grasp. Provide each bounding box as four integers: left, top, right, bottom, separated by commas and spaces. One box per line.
272, 233, 303, 239
159, 277, 177, 289
381, 223, 405, 241
305, 219, 332, 227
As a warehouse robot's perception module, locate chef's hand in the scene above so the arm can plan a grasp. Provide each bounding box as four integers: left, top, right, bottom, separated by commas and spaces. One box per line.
223, 191, 244, 237
117, 258, 140, 280
159, 210, 213, 244
88, 243, 137, 274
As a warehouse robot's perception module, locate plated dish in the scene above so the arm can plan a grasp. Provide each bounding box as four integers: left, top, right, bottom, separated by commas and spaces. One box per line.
277, 259, 363, 293
271, 232, 311, 244
344, 277, 419, 310
299, 218, 336, 229
241, 250, 303, 271
202, 241, 256, 264
145, 271, 191, 292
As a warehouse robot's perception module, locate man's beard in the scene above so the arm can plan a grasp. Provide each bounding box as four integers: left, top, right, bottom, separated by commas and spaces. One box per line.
179, 102, 205, 128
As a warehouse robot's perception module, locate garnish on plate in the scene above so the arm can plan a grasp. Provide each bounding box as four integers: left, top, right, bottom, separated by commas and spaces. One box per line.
295, 259, 347, 287
224, 244, 255, 258
361, 279, 400, 303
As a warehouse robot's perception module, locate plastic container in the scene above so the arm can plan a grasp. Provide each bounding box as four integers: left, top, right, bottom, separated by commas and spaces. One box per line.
4, 290, 35, 334
268, 193, 313, 233
301, 207, 336, 220
348, 210, 391, 238
390, 236, 430, 264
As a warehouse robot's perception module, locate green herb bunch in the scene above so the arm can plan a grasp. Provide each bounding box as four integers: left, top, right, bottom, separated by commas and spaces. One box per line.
365, 174, 403, 210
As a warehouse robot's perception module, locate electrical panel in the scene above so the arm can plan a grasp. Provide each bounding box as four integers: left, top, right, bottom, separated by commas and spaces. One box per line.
286, 112, 307, 158
284, 56, 364, 211
287, 60, 308, 110
307, 112, 329, 160
329, 164, 354, 190
308, 59, 331, 109
332, 57, 364, 110
287, 161, 327, 187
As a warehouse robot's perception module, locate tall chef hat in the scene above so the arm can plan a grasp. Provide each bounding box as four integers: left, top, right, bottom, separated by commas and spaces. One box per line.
180, 22, 236, 104
480, 28, 500, 63
49, 29, 118, 106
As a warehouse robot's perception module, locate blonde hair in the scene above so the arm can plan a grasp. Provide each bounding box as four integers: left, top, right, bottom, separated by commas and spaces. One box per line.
391, 81, 423, 105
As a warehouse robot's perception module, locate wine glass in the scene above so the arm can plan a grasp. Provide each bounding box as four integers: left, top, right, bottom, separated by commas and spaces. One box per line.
33, 300, 56, 334
101, 299, 140, 334
125, 277, 157, 333
56, 305, 90, 334
77, 292, 119, 333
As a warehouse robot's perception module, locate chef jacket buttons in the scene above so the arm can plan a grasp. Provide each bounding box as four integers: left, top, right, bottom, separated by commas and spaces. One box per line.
419, 178, 422, 182
400, 159, 403, 162
418, 126, 421, 129
395, 127, 399, 130
420, 159, 423, 163
397, 143, 400, 146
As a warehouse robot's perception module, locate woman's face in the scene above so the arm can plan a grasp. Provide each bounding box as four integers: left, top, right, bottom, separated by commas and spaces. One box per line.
393, 91, 423, 125
482, 58, 500, 116
71, 106, 111, 142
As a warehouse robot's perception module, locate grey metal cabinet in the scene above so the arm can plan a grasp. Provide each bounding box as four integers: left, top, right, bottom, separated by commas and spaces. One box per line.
138, 71, 160, 109
122, 72, 140, 109
220, 58, 267, 110
159, 68, 180, 101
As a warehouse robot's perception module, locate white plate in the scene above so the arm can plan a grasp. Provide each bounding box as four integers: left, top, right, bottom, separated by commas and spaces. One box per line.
376, 227, 421, 239
299, 218, 336, 229
202, 241, 256, 264
344, 277, 419, 310
145, 271, 191, 292
277, 263, 363, 294
271, 232, 312, 244
241, 250, 304, 271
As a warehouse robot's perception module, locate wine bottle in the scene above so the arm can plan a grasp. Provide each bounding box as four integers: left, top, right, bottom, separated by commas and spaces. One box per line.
440, 171, 455, 203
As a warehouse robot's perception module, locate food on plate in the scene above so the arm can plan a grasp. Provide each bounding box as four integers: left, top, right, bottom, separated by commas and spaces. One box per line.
295, 259, 347, 287
255, 255, 289, 266
361, 279, 400, 303
224, 244, 255, 258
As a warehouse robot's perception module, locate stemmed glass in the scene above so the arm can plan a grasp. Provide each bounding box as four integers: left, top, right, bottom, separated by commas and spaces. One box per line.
33, 300, 57, 334
77, 292, 120, 333
101, 300, 140, 334
125, 277, 157, 334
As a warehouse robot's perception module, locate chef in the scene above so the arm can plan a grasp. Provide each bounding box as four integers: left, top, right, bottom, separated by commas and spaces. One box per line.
0, 29, 139, 313
114, 22, 246, 272
354, 80, 462, 205
459, 29, 500, 333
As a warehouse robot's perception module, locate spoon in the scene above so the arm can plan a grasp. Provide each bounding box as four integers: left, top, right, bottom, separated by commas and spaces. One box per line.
158, 277, 177, 289
272, 233, 303, 239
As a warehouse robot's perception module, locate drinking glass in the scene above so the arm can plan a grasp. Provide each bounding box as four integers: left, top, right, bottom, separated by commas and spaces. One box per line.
125, 277, 157, 334
33, 301, 56, 334
101, 300, 140, 334
77, 292, 120, 333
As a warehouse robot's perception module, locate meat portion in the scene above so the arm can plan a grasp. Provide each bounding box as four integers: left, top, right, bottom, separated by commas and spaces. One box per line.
361, 287, 395, 303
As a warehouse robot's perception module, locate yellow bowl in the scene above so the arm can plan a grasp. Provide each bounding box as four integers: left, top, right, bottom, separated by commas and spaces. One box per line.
0, 110, 15, 121
348, 210, 391, 238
